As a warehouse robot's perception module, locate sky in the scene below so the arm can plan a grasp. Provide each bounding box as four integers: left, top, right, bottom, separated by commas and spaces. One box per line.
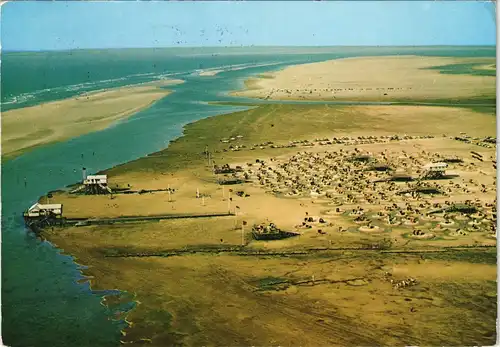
1, 1, 496, 51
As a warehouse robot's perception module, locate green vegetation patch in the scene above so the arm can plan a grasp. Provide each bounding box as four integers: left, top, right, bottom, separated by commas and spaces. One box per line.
425, 62, 496, 77
421, 249, 497, 265
105, 103, 372, 175
145, 309, 173, 327
255, 276, 290, 291
410, 280, 498, 346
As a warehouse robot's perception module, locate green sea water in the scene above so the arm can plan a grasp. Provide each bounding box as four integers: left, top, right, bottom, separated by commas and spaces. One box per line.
1, 46, 495, 346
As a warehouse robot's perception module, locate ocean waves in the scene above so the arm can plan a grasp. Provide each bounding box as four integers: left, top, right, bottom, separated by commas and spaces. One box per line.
2, 71, 181, 110
2, 60, 290, 110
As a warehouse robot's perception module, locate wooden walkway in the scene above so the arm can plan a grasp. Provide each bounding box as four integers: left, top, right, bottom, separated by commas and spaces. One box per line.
25, 212, 235, 232
65, 212, 235, 226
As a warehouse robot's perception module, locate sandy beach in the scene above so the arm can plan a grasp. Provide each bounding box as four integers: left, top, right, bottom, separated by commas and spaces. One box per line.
41, 99, 497, 346
1, 79, 184, 159
231, 56, 495, 102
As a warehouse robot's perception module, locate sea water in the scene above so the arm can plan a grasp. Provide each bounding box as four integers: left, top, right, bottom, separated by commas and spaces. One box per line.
1, 46, 494, 347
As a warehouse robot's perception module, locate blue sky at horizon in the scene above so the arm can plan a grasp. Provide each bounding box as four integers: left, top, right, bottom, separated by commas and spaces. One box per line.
1, 1, 496, 51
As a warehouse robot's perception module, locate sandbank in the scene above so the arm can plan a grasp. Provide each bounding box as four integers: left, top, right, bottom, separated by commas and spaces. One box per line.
1, 79, 184, 159
198, 62, 284, 77
231, 56, 495, 102
199, 70, 221, 77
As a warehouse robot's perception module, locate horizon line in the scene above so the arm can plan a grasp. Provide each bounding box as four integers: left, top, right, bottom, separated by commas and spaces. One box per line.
3, 44, 496, 53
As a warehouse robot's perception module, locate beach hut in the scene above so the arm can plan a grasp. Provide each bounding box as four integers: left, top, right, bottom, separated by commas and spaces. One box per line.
23, 202, 65, 232
24, 203, 63, 218
84, 175, 108, 186
421, 162, 447, 179
83, 174, 112, 194
423, 162, 447, 172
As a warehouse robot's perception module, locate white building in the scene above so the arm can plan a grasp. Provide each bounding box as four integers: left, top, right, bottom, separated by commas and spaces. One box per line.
84, 175, 108, 186
25, 203, 63, 218
423, 162, 448, 172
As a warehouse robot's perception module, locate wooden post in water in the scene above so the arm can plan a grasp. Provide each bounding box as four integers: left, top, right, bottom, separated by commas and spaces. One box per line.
228, 190, 232, 213
196, 188, 200, 199
168, 184, 172, 202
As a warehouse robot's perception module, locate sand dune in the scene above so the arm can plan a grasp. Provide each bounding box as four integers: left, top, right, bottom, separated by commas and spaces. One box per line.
231, 55, 495, 102
2, 79, 184, 159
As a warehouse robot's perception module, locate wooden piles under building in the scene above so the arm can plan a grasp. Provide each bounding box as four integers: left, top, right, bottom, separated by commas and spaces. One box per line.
70, 174, 113, 195
23, 203, 65, 233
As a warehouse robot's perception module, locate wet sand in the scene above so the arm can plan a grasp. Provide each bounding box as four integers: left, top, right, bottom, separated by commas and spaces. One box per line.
2, 79, 184, 159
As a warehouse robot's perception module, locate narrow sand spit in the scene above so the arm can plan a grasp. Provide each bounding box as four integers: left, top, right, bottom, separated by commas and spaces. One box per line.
2, 79, 184, 158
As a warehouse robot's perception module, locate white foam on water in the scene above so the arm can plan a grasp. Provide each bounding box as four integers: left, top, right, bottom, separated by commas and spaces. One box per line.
4, 72, 176, 107
194, 61, 286, 77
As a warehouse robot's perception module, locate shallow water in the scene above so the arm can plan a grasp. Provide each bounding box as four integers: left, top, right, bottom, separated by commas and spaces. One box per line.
1, 46, 494, 346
